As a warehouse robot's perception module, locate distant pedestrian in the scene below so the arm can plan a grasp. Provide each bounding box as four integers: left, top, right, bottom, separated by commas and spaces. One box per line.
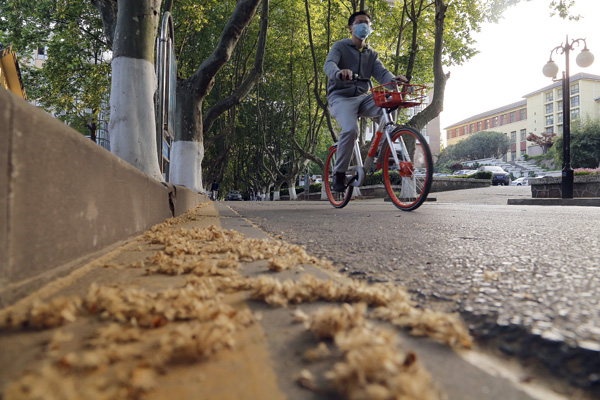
210, 180, 219, 201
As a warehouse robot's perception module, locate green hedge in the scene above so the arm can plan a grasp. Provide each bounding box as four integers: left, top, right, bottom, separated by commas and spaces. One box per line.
453, 171, 492, 180
279, 183, 323, 196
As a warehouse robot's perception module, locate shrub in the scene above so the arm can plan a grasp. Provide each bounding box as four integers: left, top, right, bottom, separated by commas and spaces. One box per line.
574, 167, 600, 176
364, 170, 383, 186
471, 171, 492, 180
309, 183, 322, 193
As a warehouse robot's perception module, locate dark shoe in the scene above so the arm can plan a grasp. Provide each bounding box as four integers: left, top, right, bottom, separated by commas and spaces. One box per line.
332, 172, 346, 192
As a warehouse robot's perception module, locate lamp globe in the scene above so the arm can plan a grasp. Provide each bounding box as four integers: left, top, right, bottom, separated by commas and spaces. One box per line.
542, 60, 559, 78
576, 48, 594, 68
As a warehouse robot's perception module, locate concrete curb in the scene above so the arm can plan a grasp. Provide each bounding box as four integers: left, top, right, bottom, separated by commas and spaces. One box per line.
507, 198, 600, 206
0, 89, 208, 306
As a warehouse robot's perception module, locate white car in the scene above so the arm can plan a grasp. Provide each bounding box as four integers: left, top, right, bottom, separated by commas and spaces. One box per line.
512, 177, 537, 186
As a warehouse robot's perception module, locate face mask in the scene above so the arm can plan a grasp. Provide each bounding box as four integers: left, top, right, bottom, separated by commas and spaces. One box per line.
354, 22, 371, 40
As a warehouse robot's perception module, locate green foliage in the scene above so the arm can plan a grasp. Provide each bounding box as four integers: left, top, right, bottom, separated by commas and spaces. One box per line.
472, 171, 492, 180
452, 171, 489, 179
436, 131, 509, 172
554, 119, 600, 169
0, 0, 111, 133
365, 170, 383, 186
309, 182, 322, 193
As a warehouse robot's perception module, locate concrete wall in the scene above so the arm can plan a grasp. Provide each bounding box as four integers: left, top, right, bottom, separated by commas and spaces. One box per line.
0, 89, 207, 304
531, 175, 600, 198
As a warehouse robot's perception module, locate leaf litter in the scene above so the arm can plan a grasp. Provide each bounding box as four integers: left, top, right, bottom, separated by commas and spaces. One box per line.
0, 204, 471, 399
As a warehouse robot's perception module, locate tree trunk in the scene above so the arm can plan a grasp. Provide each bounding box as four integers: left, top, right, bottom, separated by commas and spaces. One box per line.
170, 80, 205, 189
273, 181, 283, 201
108, 0, 163, 181
288, 183, 298, 201
407, 0, 448, 133
169, 0, 263, 191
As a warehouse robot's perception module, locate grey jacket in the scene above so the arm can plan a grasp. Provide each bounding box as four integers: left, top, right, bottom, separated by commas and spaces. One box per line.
324, 38, 395, 101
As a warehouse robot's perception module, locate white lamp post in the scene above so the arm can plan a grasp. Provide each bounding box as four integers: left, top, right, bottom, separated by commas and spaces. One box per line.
542, 36, 594, 198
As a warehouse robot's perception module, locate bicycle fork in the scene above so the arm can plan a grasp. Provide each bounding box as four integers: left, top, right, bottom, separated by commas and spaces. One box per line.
362, 110, 402, 173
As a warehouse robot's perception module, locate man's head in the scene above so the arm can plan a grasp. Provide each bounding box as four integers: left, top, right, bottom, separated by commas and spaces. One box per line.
348, 11, 372, 41
348, 10, 371, 27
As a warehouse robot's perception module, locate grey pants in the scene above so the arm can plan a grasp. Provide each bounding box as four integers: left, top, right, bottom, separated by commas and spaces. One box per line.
329, 94, 382, 173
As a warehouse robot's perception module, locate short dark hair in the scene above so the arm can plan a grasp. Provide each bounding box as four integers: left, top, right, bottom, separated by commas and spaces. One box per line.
348, 10, 371, 27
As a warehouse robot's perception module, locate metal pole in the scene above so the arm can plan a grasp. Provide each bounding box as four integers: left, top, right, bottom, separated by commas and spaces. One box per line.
562, 36, 574, 199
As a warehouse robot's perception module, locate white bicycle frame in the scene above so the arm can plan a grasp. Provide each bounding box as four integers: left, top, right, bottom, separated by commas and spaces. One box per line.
346, 108, 404, 188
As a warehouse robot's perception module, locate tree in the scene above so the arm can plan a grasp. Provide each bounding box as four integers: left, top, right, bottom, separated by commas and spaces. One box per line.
0, 0, 111, 138
527, 131, 557, 154
169, 0, 267, 191
554, 118, 600, 168
438, 131, 510, 168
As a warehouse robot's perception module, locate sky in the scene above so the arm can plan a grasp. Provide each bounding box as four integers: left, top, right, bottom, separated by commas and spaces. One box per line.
440, 0, 600, 145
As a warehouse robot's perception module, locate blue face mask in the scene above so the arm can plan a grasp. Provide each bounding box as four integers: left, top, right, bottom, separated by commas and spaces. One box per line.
354, 22, 371, 40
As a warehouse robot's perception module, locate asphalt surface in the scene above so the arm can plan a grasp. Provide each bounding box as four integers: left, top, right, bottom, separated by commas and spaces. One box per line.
221, 186, 600, 396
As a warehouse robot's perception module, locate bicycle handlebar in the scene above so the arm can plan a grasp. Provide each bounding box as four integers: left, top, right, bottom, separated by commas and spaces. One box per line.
346, 73, 409, 85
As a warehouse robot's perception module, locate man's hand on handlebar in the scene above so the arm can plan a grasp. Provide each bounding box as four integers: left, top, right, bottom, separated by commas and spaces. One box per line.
337, 69, 354, 81
393, 74, 408, 83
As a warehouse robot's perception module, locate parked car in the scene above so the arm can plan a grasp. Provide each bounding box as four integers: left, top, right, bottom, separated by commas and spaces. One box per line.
478, 166, 511, 186
512, 177, 527, 186
453, 169, 478, 176
225, 191, 243, 201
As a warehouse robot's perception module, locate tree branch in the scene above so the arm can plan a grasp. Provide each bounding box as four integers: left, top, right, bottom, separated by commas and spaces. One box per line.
202, 0, 269, 135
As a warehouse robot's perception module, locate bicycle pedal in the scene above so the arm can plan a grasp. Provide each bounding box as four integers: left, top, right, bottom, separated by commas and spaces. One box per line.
347, 175, 358, 185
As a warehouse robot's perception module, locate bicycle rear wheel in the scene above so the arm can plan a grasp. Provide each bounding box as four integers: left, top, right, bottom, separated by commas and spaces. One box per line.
382, 126, 433, 211
325, 146, 354, 208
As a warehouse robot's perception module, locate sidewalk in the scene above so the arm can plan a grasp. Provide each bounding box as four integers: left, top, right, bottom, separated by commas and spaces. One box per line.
0, 202, 575, 400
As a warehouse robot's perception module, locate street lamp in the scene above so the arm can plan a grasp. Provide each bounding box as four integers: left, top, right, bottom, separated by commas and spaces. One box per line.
542, 36, 594, 199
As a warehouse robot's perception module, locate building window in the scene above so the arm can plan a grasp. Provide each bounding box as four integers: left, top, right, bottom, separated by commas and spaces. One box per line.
511, 131, 516, 144
545, 103, 553, 114
557, 100, 563, 112
510, 111, 516, 123
545, 115, 554, 126
546, 126, 554, 134
519, 108, 526, 121
571, 95, 579, 107
477, 121, 481, 132
571, 108, 580, 120
520, 129, 526, 141
545, 91, 553, 102
571, 82, 579, 94
470, 123, 475, 133
557, 125, 563, 135
511, 151, 516, 161
521, 150, 526, 156
36, 47, 47, 60
557, 88, 562, 99
558, 112, 563, 123
485, 119, 489, 129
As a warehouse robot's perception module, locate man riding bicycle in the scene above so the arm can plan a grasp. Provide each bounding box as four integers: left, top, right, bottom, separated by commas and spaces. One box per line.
324, 10, 407, 192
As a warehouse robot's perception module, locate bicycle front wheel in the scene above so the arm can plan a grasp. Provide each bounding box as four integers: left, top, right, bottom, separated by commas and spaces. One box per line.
325, 146, 354, 208
382, 126, 433, 211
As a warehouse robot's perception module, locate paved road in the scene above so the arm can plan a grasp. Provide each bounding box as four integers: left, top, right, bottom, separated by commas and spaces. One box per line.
222, 186, 600, 394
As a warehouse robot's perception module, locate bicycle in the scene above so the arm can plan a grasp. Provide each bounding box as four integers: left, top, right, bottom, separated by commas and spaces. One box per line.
324, 78, 433, 211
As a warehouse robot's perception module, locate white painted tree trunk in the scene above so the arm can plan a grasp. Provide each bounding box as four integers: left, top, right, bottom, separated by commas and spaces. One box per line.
288, 185, 298, 200
109, 57, 163, 181
321, 183, 328, 200
273, 191, 281, 201
169, 140, 205, 192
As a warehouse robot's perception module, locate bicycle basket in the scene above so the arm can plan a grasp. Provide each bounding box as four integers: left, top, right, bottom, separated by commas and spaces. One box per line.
372, 83, 427, 108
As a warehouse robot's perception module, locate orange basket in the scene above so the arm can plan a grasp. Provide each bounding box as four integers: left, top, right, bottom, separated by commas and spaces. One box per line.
372, 83, 427, 108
